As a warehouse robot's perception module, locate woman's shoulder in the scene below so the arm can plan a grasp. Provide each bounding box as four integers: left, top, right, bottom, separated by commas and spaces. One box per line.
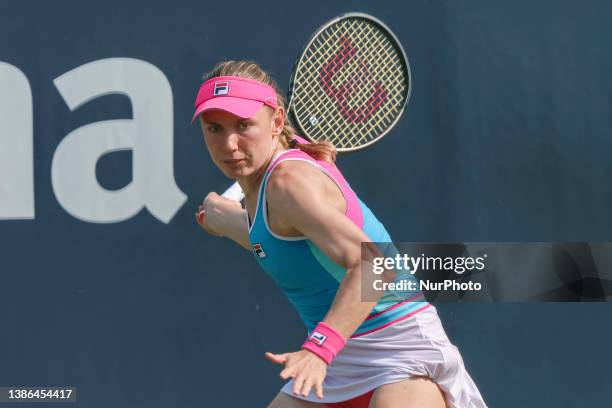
266, 159, 323, 193
265, 159, 346, 217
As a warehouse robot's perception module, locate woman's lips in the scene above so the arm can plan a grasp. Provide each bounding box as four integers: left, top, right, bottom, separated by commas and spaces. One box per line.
224, 158, 245, 165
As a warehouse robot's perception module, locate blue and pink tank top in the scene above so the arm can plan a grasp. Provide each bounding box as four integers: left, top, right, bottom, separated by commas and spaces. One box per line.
247, 148, 431, 337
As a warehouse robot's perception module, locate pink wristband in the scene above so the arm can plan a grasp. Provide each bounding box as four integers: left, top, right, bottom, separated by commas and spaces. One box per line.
301, 322, 347, 365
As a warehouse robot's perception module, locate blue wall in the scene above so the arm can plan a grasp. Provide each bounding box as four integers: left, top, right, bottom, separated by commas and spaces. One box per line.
1, 1, 611, 406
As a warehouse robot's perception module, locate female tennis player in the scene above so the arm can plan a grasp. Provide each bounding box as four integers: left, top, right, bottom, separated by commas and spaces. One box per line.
194, 60, 487, 408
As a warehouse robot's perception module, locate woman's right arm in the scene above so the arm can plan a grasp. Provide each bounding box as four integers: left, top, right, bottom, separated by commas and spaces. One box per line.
195, 192, 251, 250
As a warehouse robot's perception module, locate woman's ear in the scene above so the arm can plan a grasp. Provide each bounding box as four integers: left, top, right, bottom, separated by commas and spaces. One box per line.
271, 107, 285, 136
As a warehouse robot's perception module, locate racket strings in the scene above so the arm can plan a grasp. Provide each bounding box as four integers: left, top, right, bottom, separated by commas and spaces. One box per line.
292, 17, 409, 150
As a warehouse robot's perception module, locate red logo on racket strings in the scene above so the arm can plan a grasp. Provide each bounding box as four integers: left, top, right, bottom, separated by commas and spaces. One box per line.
319, 37, 388, 123
252, 243, 267, 259
310, 331, 327, 346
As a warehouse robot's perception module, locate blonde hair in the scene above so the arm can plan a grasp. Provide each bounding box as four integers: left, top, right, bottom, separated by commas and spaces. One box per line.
202, 60, 336, 163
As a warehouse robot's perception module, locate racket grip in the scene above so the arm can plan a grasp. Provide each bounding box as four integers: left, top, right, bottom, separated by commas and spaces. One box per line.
221, 181, 245, 202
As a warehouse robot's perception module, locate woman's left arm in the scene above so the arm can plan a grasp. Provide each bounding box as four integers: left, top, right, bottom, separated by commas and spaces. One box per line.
264, 162, 387, 398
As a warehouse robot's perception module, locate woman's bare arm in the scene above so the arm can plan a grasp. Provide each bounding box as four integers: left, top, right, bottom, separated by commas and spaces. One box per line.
266, 161, 386, 338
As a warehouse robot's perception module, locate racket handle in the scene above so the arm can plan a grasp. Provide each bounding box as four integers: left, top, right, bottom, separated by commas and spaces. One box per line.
222, 181, 245, 201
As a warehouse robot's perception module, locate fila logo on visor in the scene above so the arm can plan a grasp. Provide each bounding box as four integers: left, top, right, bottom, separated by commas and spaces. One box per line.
252, 243, 267, 259
213, 81, 230, 96
310, 331, 327, 346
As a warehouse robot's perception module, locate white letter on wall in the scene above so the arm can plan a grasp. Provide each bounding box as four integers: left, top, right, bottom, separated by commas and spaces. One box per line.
52, 58, 186, 223
0, 62, 34, 220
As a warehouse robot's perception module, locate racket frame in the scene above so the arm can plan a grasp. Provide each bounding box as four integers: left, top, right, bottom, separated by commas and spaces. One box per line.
286, 12, 412, 152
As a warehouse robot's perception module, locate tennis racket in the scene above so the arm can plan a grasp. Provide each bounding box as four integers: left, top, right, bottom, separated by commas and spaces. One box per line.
216, 12, 411, 202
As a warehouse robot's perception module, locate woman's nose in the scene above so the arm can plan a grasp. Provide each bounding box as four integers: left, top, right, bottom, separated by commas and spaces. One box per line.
222, 131, 239, 151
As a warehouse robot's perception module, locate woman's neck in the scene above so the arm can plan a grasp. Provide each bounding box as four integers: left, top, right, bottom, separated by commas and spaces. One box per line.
238, 144, 287, 201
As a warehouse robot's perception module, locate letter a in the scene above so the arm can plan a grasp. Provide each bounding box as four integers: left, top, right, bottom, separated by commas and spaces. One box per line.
52, 58, 186, 223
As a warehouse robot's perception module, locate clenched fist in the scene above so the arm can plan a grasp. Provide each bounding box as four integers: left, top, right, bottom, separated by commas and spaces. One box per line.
195, 192, 243, 237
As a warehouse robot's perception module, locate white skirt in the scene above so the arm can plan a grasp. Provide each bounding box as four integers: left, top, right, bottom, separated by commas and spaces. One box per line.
281, 305, 487, 408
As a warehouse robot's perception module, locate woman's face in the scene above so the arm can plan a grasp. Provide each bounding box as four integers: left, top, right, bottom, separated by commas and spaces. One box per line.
200, 106, 283, 180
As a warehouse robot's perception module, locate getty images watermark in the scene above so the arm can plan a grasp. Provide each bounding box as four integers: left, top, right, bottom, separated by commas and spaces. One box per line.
371, 251, 486, 292
361, 243, 612, 302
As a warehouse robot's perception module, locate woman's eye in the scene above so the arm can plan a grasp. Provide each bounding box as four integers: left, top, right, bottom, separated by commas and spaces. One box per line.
207, 125, 220, 133
238, 122, 250, 130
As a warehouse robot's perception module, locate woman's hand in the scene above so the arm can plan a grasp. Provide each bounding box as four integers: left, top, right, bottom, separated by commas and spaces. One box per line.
265, 349, 327, 399
195, 192, 243, 237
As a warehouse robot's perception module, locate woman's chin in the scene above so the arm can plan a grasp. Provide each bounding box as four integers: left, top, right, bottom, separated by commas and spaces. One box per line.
222, 166, 252, 179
